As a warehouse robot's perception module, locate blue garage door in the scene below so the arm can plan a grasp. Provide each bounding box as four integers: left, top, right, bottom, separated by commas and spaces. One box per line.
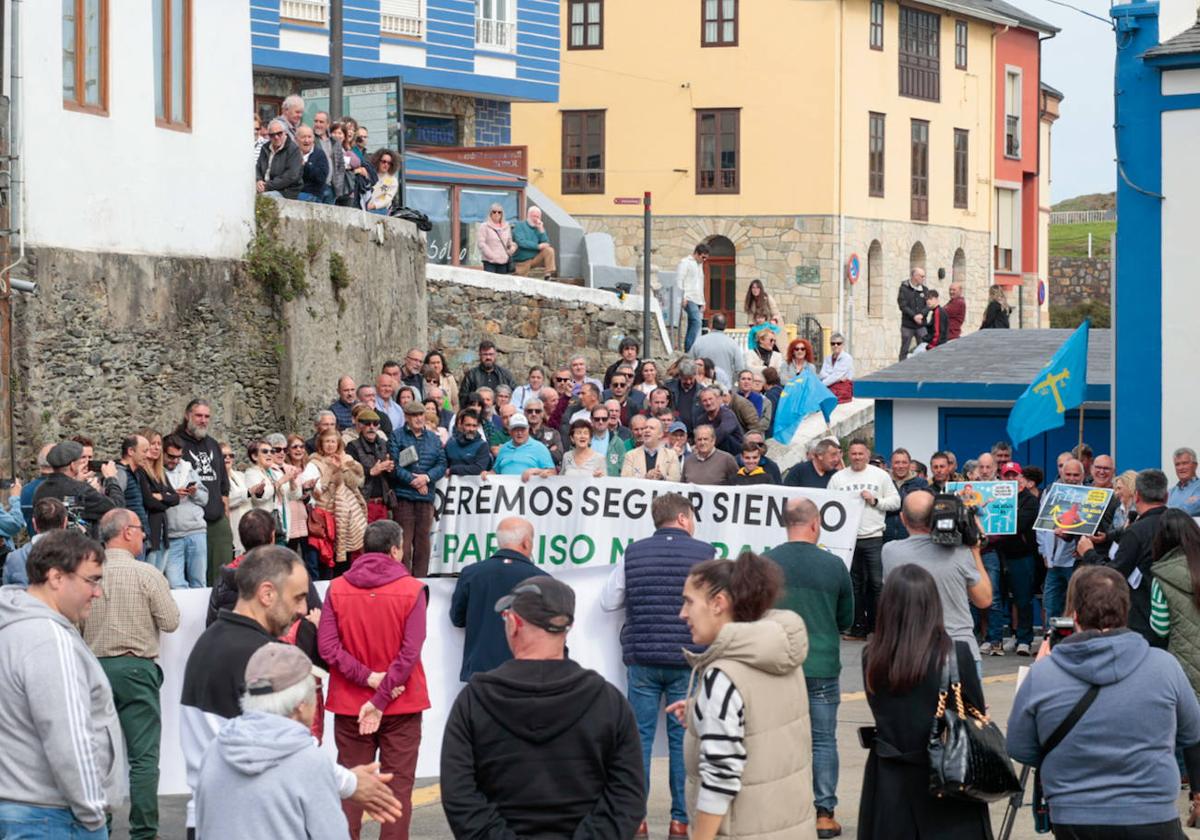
938, 407, 1111, 481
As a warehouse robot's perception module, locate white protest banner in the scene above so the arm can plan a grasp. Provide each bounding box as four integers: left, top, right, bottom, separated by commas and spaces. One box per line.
428, 475, 865, 573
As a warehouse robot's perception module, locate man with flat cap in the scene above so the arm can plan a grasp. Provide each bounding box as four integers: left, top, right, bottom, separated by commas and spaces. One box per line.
346, 408, 394, 523
441, 577, 645, 838
33, 439, 123, 538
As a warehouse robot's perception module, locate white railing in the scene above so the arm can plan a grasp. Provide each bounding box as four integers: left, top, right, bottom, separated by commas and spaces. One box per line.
1049, 209, 1117, 225
280, 0, 327, 25
381, 0, 424, 37
382, 12, 424, 37
476, 17, 517, 52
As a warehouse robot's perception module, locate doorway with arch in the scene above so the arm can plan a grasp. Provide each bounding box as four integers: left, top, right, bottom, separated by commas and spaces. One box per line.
703, 235, 737, 326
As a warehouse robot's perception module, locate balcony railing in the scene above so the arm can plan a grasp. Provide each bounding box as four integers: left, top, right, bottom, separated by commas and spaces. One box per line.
280, 0, 327, 25
381, 0, 424, 38
476, 17, 517, 52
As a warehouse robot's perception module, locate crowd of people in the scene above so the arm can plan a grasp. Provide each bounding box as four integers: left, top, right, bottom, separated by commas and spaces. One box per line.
4, 322, 1200, 838
254, 95, 399, 213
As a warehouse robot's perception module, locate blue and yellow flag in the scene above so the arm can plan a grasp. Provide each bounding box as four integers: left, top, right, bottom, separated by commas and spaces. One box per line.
1006, 320, 1090, 445
774, 368, 838, 444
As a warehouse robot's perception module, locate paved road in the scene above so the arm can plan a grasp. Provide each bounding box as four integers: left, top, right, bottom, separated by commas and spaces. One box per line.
111, 640, 1199, 839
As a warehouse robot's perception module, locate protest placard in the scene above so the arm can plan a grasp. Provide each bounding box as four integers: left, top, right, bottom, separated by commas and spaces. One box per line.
945, 481, 1018, 535
429, 475, 865, 573
1033, 483, 1115, 536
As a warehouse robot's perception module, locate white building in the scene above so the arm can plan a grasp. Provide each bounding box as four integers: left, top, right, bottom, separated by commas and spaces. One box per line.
1110, 0, 1200, 469
17, 0, 252, 259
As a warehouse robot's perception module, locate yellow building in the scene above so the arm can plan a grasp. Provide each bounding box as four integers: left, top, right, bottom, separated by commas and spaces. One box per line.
513, 0, 1025, 373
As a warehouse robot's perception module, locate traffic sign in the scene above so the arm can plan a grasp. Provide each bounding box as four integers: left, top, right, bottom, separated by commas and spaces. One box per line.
845, 253, 861, 285
613, 197, 641, 205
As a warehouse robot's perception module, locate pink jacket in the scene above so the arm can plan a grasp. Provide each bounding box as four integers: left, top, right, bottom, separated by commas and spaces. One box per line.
477, 221, 515, 264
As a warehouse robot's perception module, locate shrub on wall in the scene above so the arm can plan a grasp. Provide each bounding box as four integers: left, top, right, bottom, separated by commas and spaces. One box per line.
1049, 300, 1111, 329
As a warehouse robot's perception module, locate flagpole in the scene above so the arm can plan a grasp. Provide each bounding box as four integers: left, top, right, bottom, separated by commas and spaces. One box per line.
1078, 403, 1085, 452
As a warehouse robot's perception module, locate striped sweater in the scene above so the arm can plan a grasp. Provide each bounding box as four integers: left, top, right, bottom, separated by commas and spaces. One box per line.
693, 667, 747, 815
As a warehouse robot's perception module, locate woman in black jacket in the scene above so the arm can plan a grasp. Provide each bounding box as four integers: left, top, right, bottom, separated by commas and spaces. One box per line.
859, 564, 993, 840
981, 284, 1012, 329
136, 428, 179, 575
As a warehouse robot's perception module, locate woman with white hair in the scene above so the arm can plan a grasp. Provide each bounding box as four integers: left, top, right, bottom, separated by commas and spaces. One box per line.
477, 203, 517, 273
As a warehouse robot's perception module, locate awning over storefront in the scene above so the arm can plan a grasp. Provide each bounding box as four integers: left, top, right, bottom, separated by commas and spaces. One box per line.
405, 152, 527, 189
404, 152, 528, 267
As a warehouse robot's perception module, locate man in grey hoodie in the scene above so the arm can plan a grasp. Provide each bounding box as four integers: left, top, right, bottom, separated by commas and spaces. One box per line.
1008, 565, 1200, 837
196, 642, 348, 839
0, 529, 127, 836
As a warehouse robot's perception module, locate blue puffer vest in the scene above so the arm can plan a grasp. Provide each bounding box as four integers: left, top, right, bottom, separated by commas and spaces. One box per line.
621, 527, 715, 668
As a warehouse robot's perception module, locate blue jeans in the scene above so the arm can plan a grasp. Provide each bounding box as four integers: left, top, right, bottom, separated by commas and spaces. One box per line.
166, 532, 207, 589
1043, 564, 1076, 621
627, 664, 689, 823
1005, 555, 1036, 645
983, 551, 1006, 645
146, 547, 168, 575
0, 802, 107, 838
807, 676, 840, 814
683, 301, 702, 352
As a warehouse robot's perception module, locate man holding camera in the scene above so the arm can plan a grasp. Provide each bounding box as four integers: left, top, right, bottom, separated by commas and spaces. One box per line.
881, 490, 993, 675
32, 440, 122, 539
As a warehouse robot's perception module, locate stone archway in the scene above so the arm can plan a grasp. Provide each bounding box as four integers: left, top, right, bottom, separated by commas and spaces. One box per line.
952, 248, 966, 285
867, 240, 883, 318
910, 241, 927, 272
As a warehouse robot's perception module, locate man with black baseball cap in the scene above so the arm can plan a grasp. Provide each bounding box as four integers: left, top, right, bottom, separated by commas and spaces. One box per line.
441, 577, 645, 838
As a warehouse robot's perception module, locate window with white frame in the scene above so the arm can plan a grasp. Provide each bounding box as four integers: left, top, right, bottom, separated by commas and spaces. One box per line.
381, 0, 424, 38
280, 0, 327, 24
476, 0, 516, 52
1005, 69, 1022, 158
994, 187, 1020, 272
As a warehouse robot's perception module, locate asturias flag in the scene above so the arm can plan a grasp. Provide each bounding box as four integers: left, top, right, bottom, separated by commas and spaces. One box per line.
1006, 320, 1090, 445
773, 367, 839, 445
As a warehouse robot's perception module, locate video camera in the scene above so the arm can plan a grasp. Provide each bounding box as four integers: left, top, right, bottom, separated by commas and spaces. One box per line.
1047, 616, 1075, 649
61, 496, 91, 534
929, 493, 982, 548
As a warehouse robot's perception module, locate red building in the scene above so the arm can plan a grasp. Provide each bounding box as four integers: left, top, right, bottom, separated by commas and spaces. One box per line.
992, 9, 1058, 323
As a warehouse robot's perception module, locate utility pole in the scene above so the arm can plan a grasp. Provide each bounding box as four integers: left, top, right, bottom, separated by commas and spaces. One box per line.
643, 192, 652, 354
329, 0, 344, 120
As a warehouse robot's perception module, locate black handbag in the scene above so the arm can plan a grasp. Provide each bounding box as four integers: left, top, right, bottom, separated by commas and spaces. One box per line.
928, 651, 1022, 802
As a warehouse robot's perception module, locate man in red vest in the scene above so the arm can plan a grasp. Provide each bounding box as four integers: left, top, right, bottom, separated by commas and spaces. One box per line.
319, 519, 430, 839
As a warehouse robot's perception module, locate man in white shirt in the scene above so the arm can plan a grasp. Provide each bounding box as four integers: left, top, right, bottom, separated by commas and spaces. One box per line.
827, 438, 900, 638
676, 243, 710, 352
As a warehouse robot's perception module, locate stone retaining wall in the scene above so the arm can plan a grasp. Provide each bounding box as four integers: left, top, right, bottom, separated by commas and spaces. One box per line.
426, 264, 669, 383
9, 207, 668, 470
1049, 256, 1110, 307
10, 203, 425, 469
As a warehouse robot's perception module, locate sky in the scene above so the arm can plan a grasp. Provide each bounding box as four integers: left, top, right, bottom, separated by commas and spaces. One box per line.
1032, 0, 1119, 202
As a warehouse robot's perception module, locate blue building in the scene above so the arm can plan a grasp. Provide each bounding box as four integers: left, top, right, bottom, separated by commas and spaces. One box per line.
250, 0, 559, 147
1109, 1, 1200, 471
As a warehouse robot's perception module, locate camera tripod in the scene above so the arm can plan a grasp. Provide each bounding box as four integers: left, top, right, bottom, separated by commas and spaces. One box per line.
998, 763, 1051, 839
